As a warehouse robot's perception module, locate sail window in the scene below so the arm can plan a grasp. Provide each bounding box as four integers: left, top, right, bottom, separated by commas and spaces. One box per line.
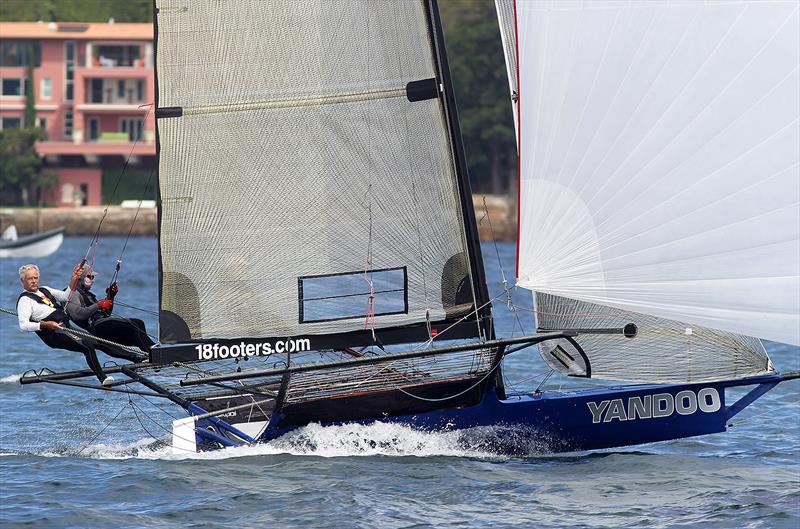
298, 267, 407, 324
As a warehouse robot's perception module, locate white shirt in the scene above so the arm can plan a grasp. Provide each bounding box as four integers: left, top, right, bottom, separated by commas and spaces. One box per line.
17, 287, 72, 332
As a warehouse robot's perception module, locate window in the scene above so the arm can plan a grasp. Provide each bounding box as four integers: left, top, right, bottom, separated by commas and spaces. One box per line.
64, 41, 75, 101
36, 117, 47, 130
1, 117, 22, 130
64, 110, 73, 138
136, 80, 144, 102
2, 78, 24, 96
0, 41, 41, 67
298, 267, 408, 323
78, 183, 88, 206
120, 117, 143, 141
88, 117, 99, 141
40, 78, 52, 100
90, 79, 103, 103
117, 80, 125, 99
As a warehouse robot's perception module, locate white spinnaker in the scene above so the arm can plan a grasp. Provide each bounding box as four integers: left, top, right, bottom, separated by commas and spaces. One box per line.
515, 0, 800, 346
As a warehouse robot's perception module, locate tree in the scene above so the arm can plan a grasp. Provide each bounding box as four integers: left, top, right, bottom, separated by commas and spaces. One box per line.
24, 42, 36, 128
0, 0, 153, 23
440, 0, 516, 195
0, 128, 57, 206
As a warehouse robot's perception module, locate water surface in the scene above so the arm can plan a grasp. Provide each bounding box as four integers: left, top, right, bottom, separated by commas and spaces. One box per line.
1, 237, 797, 528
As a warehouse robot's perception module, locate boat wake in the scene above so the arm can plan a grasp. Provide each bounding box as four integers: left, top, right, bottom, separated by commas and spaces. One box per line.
0, 373, 22, 384
24, 422, 562, 461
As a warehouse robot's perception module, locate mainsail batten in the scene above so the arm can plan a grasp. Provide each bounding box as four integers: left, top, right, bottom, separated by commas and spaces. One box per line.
508, 0, 800, 347
160, 87, 416, 117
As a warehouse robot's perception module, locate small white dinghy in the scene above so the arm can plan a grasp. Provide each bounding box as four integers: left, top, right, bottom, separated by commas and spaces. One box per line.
0, 225, 65, 258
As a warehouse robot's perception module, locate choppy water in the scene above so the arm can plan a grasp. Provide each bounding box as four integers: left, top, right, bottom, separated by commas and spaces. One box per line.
1, 237, 798, 529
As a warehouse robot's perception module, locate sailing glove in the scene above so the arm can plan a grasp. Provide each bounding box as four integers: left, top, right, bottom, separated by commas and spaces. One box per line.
97, 299, 113, 311
106, 282, 119, 296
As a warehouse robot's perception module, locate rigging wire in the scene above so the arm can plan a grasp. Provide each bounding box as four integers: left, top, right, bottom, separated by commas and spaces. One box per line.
109, 299, 159, 316
480, 197, 512, 308
128, 397, 165, 443
87, 103, 153, 251
76, 402, 129, 455
132, 409, 199, 452
107, 164, 156, 293
363, 191, 376, 341
393, 357, 502, 403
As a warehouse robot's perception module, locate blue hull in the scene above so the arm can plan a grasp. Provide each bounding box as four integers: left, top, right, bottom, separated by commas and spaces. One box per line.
192, 374, 781, 454
386, 385, 728, 453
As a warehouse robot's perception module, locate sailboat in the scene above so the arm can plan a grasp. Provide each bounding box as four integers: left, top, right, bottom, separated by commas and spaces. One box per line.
21, 0, 799, 454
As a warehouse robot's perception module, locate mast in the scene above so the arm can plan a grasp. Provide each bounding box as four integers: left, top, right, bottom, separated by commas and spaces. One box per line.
152, 0, 163, 346
426, 0, 494, 341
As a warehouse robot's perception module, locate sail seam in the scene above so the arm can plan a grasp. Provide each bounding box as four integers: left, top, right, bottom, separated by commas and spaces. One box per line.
176, 88, 408, 116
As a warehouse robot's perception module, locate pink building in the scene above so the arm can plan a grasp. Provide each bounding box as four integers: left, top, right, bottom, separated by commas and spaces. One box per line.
0, 21, 155, 207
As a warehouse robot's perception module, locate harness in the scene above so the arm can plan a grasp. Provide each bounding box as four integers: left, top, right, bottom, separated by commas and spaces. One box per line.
17, 287, 69, 329
75, 287, 105, 327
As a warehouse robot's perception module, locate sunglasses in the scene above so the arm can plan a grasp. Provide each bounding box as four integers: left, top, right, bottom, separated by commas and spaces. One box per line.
86, 274, 96, 279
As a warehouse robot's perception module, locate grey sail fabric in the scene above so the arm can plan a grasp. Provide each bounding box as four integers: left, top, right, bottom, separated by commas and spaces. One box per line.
155, 0, 478, 341
535, 293, 773, 384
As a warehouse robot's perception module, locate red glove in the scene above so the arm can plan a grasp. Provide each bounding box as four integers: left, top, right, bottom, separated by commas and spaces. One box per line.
107, 282, 119, 296
97, 299, 113, 311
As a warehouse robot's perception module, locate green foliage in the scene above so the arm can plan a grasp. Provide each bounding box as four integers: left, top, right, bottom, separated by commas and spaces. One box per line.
0, 0, 153, 23
0, 128, 55, 206
440, 0, 516, 194
102, 168, 156, 205
24, 43, 36, 127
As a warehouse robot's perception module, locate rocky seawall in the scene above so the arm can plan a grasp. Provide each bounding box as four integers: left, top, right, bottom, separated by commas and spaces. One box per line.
1, 195, 516, 242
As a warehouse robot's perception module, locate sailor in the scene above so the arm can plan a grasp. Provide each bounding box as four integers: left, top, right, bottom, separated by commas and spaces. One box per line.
16, 263, 114, 386
65, 267, 154, 360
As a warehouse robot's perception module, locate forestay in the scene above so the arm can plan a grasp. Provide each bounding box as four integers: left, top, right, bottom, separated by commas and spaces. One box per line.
155, 1, 482, 343
509, 0, 800, 346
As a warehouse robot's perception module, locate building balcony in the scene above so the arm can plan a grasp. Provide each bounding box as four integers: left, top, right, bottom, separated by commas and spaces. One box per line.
36, 139, 155, 157
75, 103, 150, 113
85, 42, 152, 70
76, 66, 150, 79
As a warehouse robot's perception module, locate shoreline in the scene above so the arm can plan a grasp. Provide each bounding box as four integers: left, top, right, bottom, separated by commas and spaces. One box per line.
0, 195, 516, 242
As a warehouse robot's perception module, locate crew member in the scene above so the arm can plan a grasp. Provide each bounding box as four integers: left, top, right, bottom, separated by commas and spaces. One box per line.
17, 263, 114, 386
66, 267, 154, 360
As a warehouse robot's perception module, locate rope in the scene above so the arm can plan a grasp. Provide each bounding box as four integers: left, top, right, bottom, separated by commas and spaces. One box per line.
0, 306, 143, 353
394, 357, 502, 403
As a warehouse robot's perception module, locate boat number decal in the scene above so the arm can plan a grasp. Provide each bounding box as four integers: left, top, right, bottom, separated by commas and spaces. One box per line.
587, 388, 721, 424
195, 339, 311, 360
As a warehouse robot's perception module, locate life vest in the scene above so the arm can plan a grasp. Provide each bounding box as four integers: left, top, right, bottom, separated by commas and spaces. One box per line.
17, 287, 69, 329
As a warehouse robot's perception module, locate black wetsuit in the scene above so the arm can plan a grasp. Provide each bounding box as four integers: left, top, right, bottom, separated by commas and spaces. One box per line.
66, 283, 153, 362
17, 288, 107, 383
